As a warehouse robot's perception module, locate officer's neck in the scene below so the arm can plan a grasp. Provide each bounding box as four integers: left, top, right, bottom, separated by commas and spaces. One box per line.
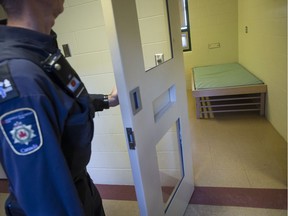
6, 12, 55, 35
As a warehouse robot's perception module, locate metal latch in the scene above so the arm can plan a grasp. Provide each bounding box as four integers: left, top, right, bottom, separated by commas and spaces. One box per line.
126, 128, 136, 150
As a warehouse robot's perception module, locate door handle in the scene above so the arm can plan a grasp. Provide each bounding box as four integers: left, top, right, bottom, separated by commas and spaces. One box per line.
130, 86, 142, 115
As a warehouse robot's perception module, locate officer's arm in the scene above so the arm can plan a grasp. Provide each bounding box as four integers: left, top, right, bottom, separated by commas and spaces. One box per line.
90, 86, 119, 111
0, 60, 85, 216
1, 97, 85, 216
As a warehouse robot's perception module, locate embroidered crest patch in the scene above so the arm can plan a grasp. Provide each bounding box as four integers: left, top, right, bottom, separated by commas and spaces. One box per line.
0, 63, 19, 103
0, 108, 43, 155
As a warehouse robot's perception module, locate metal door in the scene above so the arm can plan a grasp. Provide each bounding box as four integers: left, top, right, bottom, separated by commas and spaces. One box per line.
102, 0, 194, 215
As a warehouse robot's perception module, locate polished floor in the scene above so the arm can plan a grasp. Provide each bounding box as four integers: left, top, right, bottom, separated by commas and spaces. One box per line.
0, 92, 287, 216
102, 91, 287, 215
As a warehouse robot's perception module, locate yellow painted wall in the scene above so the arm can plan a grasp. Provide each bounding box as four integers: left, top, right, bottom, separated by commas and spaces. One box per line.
184, 0, 239, 89
185, 0, 287, 141
238, 0, 287, 140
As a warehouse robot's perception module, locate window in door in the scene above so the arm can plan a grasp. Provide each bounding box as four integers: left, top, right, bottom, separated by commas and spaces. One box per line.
179, 0, 191, 51
156, 119, 184, 212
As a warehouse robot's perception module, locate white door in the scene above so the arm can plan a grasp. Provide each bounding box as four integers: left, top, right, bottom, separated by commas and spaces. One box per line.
102, 0, 194, 215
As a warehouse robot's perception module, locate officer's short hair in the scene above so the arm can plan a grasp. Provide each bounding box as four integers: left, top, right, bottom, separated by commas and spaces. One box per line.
0, 0, 22, 14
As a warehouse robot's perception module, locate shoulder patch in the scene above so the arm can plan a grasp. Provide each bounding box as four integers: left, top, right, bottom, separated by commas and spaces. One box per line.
0, 108, 43, 155
0, 63, 19, 103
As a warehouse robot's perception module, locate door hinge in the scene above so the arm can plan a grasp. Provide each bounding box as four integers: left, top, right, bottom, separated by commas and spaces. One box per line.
126, 128, 136, 150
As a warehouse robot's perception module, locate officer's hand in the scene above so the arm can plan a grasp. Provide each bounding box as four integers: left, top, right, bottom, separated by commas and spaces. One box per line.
108, 86, 119, 107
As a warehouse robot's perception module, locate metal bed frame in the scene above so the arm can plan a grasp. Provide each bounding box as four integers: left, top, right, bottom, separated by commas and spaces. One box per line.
191, 69, 267, 119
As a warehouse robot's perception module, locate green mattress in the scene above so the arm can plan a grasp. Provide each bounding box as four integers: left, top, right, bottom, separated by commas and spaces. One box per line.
193, 63, 263, 90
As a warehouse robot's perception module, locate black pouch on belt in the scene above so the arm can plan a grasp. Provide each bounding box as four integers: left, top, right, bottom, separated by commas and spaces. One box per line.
5, 194, 26, 216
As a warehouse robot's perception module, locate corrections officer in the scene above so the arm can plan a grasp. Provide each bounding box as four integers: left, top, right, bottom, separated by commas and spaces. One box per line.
0, 0, 119, 215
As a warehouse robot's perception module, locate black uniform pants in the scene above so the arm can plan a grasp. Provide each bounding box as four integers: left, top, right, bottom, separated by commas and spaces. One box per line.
5, 171, 105, 216
74, 171, 106, 216
5, 194, 25, 216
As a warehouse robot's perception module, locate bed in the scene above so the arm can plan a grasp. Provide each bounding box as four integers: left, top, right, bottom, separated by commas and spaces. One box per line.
191, 63, 267, 118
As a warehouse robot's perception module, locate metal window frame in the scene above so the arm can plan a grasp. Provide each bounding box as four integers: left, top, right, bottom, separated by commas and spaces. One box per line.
180, 0, 191, 51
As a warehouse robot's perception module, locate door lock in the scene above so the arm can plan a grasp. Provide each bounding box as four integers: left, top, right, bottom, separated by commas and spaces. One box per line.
126, 128, 136, 150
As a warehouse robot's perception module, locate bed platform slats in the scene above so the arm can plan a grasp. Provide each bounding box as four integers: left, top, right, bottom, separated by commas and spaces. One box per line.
192, 63, 267, 119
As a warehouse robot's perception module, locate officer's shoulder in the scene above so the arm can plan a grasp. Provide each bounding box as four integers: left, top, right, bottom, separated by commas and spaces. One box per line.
0, 59, 47, 102
6, 58, 43, 73
5, 59, 49, 85
0, 61, 20, 104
